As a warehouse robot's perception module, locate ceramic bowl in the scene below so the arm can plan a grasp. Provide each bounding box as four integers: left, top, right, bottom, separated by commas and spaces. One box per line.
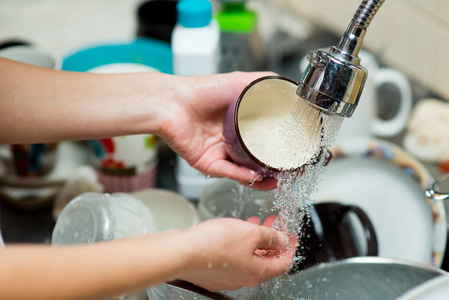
131, 188, 199, 231
311, 137, 447, 267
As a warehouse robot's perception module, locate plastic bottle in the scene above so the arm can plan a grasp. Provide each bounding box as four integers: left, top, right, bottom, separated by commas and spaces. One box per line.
51, 192, 156, 245
172, 0, 220, 76
216, 0, 264, 72
172, 0, 220, 200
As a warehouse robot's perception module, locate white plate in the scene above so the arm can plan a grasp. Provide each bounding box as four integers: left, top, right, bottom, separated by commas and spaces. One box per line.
132, 188, 199, 232
311, 138, 447, 267
397, 275, 449, 300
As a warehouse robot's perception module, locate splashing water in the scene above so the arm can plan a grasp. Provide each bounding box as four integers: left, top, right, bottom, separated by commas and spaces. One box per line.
250, 99, 344, 299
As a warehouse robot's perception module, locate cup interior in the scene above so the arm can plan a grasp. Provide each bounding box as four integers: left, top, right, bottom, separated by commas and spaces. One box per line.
236, 76, 319, 171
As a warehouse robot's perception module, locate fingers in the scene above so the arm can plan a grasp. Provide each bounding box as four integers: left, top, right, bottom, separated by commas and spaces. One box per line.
246, 216, 261, 225
209, 160, 278, 191
262, 215, 277, 228
255, 226, 286, 251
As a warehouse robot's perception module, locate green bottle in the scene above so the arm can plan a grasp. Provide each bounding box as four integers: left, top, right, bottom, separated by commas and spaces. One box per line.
216, 0, 265, 72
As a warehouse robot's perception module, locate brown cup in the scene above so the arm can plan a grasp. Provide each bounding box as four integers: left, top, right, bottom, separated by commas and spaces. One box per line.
292, 202, 378, 272
10, 143, 58, 177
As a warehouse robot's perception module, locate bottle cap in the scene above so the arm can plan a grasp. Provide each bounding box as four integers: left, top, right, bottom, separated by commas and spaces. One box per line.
177, 0, 212, 28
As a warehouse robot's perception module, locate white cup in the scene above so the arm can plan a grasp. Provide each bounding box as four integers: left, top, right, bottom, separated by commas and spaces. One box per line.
0, 46, 61, 178
0, 45, 61, 70
300, 49, 412, 141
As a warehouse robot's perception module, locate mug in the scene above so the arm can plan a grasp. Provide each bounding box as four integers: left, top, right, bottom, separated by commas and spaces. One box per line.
9, 143, 58, 177
300, 49, 412, 141
88, 135, 158, 193
86, 63, 159, 193
292, 202, 378, 272
223, 76, 324, 177
0, 45, 61, 177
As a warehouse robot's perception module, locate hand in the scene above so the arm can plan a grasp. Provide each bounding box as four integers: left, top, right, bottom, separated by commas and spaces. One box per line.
177, 218, 295, 292
247, 215, 298, 258
158, 72, 277, 190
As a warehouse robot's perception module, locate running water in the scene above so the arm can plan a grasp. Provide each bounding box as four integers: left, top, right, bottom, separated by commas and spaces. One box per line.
243, 98, 344, 299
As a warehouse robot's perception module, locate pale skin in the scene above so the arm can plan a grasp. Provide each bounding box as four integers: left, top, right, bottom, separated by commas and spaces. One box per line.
0, 58, 294, 299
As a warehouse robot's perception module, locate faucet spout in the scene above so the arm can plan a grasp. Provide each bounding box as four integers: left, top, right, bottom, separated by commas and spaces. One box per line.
297, 0, 385, 118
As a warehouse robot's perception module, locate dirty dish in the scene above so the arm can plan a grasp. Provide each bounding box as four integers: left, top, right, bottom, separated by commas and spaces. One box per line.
397, 275, 449, 300
132, 188, 199, 231
311, 137, 447, 267
62, 38, 172, 74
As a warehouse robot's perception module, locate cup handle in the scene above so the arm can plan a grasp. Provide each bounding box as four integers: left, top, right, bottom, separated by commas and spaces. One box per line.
340, 205, 379, 256
371, 68, 413, 137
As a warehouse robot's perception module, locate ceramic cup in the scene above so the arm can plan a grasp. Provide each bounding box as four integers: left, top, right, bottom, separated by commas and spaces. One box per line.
86, 63, 159, 193
293, 202, 378, 272
88, 135, 158, 193
223, 76, 302, 177
0, 45, 61, 177
300, 49, 412, 141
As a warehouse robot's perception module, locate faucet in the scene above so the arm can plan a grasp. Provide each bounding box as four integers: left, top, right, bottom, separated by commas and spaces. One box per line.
297, 0, 385, 118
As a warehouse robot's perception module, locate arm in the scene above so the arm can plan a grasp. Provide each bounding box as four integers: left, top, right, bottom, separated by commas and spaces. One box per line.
0, 218, 294, 300
0, 57, 276, 189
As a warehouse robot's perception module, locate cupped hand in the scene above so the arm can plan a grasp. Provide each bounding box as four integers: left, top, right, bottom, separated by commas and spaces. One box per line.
158, 72, 277, 190
177, 218, 295, 292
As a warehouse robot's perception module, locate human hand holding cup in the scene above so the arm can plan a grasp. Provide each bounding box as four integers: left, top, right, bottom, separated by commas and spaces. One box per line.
222, 76, 331, 178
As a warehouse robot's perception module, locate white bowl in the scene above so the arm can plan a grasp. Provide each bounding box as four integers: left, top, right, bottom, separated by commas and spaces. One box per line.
132, 188, 199, 231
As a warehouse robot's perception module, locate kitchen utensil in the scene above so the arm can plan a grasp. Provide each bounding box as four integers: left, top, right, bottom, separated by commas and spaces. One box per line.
0, 141, 87, 210
426, 173, 449, 201
300, 49, 413, 140
396, 275, 449, 300
294, 201, 378, 271
62, 38, 172, 74
52, 192, 156, 245
148, 257, 447, 300
246, 257, 447, 300
131, 188, 199, 231
223, 76, 332, 177
298, 0, 384, 118
312, 137, 447, 267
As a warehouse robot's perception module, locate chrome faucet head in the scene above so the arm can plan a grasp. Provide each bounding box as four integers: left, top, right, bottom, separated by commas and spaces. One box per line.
297, 0, 385, 118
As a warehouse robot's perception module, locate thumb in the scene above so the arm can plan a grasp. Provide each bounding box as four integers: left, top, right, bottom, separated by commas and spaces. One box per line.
255, 226, 287, 251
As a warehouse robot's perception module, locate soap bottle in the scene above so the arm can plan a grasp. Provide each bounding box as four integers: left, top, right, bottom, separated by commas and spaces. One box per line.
216, 0, 264, 72
172, 0, 220, 200
172, 0, 220, 76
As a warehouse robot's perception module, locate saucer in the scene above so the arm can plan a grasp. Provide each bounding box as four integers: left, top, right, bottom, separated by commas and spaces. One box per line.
311, 138, 447, 267
0, 142, 88, 209
397, 275, 449, 300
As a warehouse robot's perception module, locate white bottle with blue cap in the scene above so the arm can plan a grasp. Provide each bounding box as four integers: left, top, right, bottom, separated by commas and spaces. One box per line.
172, 0, 220, 76
172, 0, 220, 200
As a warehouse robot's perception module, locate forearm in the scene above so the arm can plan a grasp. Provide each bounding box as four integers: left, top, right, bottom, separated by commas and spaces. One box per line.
0, 232, 193, 300
0, 58, 174, 144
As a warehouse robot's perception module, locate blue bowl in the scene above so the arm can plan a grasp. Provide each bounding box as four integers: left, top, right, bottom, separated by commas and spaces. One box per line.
62, 37, 172, 74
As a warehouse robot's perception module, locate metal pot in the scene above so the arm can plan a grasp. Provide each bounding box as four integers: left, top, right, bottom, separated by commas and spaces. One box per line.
147, 257, 447, 300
